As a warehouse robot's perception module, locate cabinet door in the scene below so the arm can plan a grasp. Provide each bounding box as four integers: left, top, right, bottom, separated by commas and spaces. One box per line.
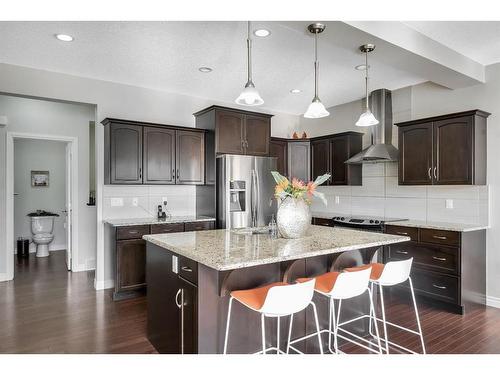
176, 130, 205, 185
311, 139, 330, 183
179, 277, 198, 354
110, 123, 143, 184
269, 139, 288, 176
433, 116, 474, 185
398, 123, 433, 185
143, 127, 176, 184
288, 141, 310, 182
116, 239, 146, 292
215, 110, 245, 154
244, 115, 270, 156
330, 136, 350, 185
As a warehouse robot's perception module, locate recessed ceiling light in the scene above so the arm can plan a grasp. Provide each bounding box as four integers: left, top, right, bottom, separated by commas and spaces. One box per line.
253, 29, 271, 37
290, 89, 302, 94
355, 64, 369, 71
55, 34, 74, 42
198, 67, 213, 73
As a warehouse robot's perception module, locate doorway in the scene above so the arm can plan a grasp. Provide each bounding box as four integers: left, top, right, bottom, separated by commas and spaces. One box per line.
6, 132, 78, 278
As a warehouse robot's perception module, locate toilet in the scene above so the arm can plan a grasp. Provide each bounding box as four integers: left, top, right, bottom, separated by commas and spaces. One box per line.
31, 216, 55, 257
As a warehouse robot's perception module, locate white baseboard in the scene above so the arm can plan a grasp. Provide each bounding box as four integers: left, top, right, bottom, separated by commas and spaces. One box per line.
486, 295, 500, 309
0, 272, 12, 282
94, 278, 114, 290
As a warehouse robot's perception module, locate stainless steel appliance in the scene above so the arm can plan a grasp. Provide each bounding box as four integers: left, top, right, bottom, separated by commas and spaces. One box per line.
332, 215, 407, 232
216, 154, 277, 229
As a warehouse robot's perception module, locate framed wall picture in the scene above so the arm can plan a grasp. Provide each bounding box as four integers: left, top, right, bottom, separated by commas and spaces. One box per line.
31, 170, 49, 187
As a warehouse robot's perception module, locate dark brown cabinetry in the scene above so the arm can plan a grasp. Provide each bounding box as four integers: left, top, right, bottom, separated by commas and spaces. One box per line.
103, 118, 206, 185
384, 224, 486, 314
194, 106, 272, 157
288, 140, 310, 181
396, 110, 489, 185
111, 220, 214, 301
310, 132, 363, 185
269, 138, 288, 176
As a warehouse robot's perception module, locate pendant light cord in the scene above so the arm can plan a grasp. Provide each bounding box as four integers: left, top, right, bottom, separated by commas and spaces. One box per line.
365, 49, 369, 110
314, 31, 319, 99
246, 21, 252, 84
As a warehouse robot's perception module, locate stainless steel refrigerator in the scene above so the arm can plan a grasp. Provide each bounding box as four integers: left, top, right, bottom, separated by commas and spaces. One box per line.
216, 154, 277, 229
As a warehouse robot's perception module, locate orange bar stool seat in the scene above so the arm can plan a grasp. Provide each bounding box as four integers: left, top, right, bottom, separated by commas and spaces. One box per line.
345, 258, 426, 354
223, 279, 323, 355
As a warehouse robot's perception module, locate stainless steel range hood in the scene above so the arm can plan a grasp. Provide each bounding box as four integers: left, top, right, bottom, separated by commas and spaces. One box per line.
345, 88, 399, 164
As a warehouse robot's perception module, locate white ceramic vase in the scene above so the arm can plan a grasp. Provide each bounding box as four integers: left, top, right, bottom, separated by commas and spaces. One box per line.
276, 197, 311, 239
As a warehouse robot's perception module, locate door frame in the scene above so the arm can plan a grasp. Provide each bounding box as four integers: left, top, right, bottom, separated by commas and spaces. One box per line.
5, 131, 79, 280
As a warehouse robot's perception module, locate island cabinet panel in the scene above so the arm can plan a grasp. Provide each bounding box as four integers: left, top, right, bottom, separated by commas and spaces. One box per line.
143, 127, 176, 184
396, 110, 489, 185
176, 130, 205, 185
269, 138, 288, 176
384, 225, 486, 314
109, 123, 143, 184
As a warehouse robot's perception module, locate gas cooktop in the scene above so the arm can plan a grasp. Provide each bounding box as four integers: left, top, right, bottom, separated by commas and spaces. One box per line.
332, 215, 407, 227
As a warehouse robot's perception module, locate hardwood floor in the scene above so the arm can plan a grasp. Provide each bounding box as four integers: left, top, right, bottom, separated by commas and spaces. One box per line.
0, 252, 156, 353
1, 252, 500, 354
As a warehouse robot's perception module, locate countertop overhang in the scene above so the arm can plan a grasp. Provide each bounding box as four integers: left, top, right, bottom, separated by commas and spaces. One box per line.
104, 215, 215, 227
143, 225, 410, 271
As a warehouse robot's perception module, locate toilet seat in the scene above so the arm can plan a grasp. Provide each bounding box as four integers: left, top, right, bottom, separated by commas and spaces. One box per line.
33, 233, 54, 241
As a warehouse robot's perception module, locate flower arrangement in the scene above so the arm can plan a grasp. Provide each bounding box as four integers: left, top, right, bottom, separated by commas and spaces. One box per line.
271, 171, 331, 205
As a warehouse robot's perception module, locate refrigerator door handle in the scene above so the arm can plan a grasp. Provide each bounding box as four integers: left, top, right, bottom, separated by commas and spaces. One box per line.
251, 169, 257, 227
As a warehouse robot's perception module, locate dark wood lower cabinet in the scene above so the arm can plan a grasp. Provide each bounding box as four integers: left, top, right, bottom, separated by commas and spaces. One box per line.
112, 220, 214, 301
384, 225, 486, 314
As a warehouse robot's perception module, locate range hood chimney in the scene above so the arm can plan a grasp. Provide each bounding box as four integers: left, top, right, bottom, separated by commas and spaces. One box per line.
346, 88, 399, 164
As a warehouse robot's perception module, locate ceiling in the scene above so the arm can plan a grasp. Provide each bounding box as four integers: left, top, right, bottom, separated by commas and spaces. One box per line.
0, 21, 498, 115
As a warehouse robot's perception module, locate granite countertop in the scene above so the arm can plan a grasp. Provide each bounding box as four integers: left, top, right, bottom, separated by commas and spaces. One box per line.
143, 225, 410, 271
387, 220, 488, 233
104, 215, 215, 227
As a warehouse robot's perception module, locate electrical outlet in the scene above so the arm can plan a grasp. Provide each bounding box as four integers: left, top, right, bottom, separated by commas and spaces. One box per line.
110, 197, 123, 207
445, 199, 454, 209
162, 197, 168, 205
335, 196, 340, 205
132, 197, 139, 207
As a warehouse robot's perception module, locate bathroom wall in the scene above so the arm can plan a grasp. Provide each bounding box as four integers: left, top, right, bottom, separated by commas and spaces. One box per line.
14, 138, 67, 252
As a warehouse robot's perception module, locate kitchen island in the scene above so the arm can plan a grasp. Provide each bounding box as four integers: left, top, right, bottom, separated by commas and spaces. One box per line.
143, 225, 409, 354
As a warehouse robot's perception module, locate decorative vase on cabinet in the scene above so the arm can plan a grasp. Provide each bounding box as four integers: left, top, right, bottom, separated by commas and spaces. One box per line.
272, 171, 330, 239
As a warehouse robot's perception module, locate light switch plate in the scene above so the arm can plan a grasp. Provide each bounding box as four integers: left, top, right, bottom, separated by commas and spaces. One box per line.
445, 199, 454, 209
172, 256, 178, 274
110, 197, 124, 207
132, 197, 139, 207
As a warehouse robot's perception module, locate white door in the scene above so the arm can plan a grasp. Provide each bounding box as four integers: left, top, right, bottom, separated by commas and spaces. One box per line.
65, 143, 72, 271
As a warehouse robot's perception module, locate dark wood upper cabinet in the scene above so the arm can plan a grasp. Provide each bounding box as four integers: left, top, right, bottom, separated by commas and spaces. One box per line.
108, 123, 143, 184
398, 122, 433, 185
194, 106, 272, 157
311, 139, 330, 182
396, 110, 489, 186
176, 130, 205, 185
103, 118, 206, 185
144, 127, 176, 184
288, 141, 310, 182
269, 138, 288, 176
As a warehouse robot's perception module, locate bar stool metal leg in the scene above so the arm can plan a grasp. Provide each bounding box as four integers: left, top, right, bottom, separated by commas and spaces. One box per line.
261, 314, 266, 355
367, 287, 383, 354
409, 278, 426, 354
310, 302, 324, 354
223, 297, 234, 354
328, 298, 336, 354
286, 314, 294, 354
333, 299, 342, 354
276, 316, 281, 354
378, 284, 390, 353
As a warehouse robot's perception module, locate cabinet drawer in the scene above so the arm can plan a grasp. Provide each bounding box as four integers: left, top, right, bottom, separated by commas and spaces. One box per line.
116, 225, 150, 240
385, 243, 459, 275
151, 223, 185, 234
184, 221, 215, 232
178, 256, 198, 285
385, 225, 418, 241
410, 269, 459, 304
313, 217, 333, 227
420, 228, 460, 247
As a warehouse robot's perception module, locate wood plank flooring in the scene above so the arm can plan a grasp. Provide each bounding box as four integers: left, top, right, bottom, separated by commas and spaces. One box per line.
2, 252, 500, 354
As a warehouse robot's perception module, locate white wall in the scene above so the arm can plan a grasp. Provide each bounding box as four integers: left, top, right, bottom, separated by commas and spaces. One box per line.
0, 63, 298, 287
0, 94, 96, 278
14, 139, 67, 252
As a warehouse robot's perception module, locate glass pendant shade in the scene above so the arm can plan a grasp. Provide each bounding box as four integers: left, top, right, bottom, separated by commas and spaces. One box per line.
235, 82, 264, 106
304, 98, 330, 119
356, 108, 379, 127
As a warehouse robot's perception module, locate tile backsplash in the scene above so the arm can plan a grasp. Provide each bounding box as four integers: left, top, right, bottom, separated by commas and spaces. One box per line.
102, 185, 196, 219
312, 163, 490, 226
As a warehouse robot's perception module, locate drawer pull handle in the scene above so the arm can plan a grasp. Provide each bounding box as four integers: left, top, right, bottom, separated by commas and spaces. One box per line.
396, 232, 409, 235
432, 284, 447, 290
396, 250, 408, 255
433, 235, 447, 240
129, 230, 139, 234
181, 266, 193, 272
432, 256, 447, 262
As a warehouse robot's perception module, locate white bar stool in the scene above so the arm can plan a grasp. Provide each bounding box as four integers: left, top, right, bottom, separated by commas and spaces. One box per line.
290, 267, 382, 354
223, 279, 323, 354
346, 258, 426, 354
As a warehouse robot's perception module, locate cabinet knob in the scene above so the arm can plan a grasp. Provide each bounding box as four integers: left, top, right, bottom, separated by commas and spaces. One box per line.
181, 266, 193, 273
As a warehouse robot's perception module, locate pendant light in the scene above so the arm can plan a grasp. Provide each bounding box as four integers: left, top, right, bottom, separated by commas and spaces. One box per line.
235, 21, 264, 106
355, 44, 379, 127
304, 23, 329, 119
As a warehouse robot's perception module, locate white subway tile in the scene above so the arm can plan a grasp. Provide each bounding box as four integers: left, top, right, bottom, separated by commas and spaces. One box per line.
426, 185, 479, 200
363, 163, 385, 177
102, 185, 149, 197
384, 162, 399, 177
385, 177, 427, 198
478, 185, 490, 201
351, 197, 385, 217
427, 198, 479, 224
384, 197, 426, 220
351, 176, 385, 197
